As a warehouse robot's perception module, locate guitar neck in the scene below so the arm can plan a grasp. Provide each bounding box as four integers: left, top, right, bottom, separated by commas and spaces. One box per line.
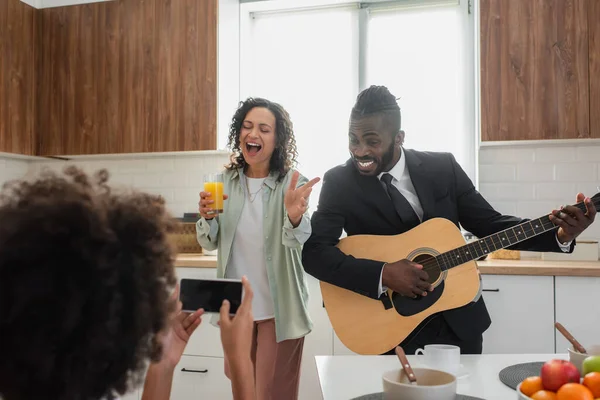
437, 194, 600, 270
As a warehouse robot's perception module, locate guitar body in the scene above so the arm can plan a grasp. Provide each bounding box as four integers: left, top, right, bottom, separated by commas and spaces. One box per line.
320, 217, 481, 355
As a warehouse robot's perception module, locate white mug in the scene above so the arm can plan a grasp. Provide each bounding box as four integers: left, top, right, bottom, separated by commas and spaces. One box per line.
415, 344, 460, 374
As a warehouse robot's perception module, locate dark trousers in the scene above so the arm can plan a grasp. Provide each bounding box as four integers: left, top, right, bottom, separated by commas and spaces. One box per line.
383, 314, 483, 355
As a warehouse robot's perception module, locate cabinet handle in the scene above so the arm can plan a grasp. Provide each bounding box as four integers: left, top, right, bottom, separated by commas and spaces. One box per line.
181, 368, 208, 373
482, 288, 500, 292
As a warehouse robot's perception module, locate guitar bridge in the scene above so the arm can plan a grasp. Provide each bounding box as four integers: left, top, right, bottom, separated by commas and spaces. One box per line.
380, 292, 393, 310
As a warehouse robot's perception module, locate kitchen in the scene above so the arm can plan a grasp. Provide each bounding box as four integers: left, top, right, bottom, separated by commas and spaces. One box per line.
1, 0, 600, 399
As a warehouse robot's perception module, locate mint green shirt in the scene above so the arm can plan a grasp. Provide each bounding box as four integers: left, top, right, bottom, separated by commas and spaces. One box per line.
196, 167, 313, 342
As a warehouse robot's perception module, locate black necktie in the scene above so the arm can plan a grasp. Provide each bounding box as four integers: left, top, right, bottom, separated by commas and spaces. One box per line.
381, 173, 421, 229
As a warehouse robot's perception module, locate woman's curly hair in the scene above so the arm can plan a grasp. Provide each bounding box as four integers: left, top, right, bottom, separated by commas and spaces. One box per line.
0, 166, 177, 400
226, 97, 298, 180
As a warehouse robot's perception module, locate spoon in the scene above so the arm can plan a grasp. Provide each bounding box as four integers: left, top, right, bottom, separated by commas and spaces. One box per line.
555, 322, 587, 354
395, 346, 417, 385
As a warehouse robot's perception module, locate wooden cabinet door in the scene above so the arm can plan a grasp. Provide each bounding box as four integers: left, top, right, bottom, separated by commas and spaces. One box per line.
480, 0, 592, 141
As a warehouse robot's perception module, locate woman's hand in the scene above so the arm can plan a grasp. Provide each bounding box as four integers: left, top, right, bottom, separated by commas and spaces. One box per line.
219, 276, 254, 365
284, 171, 320, 227
198, 191, 228, 220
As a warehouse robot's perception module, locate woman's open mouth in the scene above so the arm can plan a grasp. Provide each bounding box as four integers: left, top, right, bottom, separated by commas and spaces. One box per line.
245, 142, 262, 156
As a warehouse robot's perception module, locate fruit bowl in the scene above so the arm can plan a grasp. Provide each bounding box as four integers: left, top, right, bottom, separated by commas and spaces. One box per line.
517, 358, 600, 399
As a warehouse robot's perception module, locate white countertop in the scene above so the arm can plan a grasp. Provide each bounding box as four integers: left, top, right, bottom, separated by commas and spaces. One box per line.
315, 353, 567, 400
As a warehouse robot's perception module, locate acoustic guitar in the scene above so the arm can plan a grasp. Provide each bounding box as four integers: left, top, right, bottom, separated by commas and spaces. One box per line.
320, 192, 600, 355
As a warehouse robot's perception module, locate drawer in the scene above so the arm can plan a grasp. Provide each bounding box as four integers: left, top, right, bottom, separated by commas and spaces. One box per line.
171, 355, 232, 399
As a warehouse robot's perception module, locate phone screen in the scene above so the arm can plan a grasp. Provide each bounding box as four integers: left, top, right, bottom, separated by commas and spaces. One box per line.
179, 278, 243, 314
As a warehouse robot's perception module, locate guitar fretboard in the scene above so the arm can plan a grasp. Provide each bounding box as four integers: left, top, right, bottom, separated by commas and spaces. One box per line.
435, 216, 555, 270
433, 196, 599, 271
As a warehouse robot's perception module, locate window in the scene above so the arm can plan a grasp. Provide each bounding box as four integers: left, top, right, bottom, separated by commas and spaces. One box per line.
240, 3, 359, 209
366, 2, 475, 179
239, 0, 477, 206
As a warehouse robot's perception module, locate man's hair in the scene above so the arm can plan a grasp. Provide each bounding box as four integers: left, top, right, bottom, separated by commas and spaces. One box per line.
226, 97, 298, 181
351, 85, 401, 133
0, 166, 177, 400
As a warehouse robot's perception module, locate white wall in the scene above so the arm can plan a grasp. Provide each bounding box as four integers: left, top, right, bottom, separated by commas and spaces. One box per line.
478, 140, 600, 254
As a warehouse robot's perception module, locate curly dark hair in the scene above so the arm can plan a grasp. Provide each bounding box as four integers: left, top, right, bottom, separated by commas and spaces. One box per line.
226, 97, 298, 180
0, 166, 178, 400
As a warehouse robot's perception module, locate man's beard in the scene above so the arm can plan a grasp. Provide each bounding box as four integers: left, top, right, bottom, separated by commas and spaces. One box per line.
352, 140, 397, 175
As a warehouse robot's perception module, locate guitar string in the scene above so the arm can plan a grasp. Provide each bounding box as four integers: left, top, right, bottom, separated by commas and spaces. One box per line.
408, 197, 600, 274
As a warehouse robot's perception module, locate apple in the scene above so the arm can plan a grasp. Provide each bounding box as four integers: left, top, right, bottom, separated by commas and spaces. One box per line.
541, 359, 581, 391
583, 356, 600, 375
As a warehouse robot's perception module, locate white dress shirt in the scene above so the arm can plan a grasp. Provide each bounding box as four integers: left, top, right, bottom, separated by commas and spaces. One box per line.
377, 148, 571, 297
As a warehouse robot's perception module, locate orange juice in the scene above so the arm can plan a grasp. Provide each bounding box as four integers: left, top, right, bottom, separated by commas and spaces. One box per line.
204, 181, 224, 213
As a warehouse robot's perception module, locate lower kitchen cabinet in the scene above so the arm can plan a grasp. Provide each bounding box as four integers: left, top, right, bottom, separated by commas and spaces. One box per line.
171, 356, 232, 399
481, 274, 555, 354
555, 276, 600, 353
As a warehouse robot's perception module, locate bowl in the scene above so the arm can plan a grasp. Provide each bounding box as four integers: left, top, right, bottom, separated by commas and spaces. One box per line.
568, 345, 600, 376
568, 348, 589, 376
382, 367, 457, 400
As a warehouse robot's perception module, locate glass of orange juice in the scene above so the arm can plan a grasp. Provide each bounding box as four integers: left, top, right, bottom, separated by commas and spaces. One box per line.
203, 173, 224, 215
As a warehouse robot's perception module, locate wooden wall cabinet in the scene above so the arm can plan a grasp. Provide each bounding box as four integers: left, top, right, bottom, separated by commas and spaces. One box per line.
480, 0, 600, 141
0, 0, 217, 157
0, 0, 37, 155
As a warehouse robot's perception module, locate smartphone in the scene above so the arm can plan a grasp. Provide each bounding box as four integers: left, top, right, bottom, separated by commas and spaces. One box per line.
179, 278, 243, 314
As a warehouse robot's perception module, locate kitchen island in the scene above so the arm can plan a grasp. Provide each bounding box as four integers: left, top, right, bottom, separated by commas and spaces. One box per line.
315, 353, 567, 400
171, 256, 600, 399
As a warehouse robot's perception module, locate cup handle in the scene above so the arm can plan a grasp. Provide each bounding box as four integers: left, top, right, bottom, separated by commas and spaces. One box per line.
415, 348, 425, 356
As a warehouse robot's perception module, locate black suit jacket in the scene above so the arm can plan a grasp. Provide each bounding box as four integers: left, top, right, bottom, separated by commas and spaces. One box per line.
302, 149, 574, 342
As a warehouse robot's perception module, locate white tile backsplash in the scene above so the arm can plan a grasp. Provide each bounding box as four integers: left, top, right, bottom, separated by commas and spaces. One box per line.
478, 164, 516, 182
0, 156, 31, 188
535, 147, 577, 163
479, 183, 535, 200
478, 147, 536, 164
2, 143, 599, 250
576, 147, 600, 162
555, 163, 598, 182
479, 143, 600, 246
516, 163, 555, 182
26, 152, 231, 218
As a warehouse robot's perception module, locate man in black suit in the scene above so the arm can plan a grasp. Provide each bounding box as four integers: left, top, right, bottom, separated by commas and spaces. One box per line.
301, 85, 597, 354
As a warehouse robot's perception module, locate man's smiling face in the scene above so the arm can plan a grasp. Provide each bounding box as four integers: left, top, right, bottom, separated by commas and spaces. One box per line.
348, 113, 403, 176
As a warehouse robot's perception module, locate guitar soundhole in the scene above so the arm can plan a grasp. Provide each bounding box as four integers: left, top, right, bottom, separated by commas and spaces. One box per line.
411, 254, 440, 285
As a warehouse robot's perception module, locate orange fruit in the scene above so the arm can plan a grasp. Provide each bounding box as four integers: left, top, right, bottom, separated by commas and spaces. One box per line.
583, 372, 600, 398
522, 377, 545, 396
531, 390, 558, 400
557, 383, 594, 400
